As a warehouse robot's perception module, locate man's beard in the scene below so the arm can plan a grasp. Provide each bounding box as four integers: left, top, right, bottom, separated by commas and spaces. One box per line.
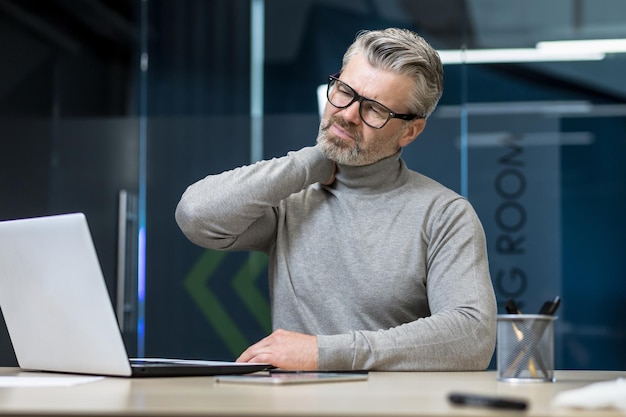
316, 117, 363, 166
316, 116, 401, 166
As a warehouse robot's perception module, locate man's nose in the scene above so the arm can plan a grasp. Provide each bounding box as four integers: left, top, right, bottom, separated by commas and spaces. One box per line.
339, 100, 362, 125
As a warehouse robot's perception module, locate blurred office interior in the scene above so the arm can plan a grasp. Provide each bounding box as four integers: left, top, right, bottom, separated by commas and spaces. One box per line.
0, 0, 624, 370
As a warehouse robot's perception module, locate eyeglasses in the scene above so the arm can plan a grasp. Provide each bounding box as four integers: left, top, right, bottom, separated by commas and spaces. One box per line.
326, 74, 422, 129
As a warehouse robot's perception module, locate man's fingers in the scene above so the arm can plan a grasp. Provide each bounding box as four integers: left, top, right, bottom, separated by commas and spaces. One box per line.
235, 329, 318, 369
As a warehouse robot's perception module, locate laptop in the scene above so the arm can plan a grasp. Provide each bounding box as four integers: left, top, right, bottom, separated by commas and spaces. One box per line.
0, 212, 271, 377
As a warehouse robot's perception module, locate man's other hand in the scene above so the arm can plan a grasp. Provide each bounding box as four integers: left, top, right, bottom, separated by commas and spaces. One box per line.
236, 329, 318, 370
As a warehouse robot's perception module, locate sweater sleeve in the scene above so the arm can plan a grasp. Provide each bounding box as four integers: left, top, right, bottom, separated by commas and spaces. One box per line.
175, 146, 334, 252
316, 199, 497, 371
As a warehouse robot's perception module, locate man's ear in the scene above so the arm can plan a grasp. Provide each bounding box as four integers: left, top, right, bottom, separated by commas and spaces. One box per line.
398, 118, 426, 147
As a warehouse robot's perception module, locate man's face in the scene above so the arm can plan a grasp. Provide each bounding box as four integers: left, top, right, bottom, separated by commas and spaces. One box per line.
317, 54, 424, 166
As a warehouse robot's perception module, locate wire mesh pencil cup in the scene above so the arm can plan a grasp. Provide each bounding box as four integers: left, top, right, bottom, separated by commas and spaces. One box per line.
497, 314, 556, 382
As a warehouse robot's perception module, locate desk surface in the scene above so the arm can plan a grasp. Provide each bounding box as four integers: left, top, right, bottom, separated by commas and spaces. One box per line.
0, 368, 624, 417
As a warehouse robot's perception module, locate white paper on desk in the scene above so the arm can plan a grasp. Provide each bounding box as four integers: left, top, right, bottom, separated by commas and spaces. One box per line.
0, 376, 103, 387
552, 378, 626, 411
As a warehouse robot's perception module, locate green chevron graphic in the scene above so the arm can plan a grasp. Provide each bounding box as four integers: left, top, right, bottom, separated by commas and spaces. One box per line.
183, 250, 269, 355
232, 251, 270, 332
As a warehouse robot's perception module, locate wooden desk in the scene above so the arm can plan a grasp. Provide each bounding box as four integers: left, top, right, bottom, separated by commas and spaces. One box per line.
0, 368, 623, 416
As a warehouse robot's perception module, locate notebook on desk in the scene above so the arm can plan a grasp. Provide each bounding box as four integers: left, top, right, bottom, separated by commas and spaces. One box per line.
0, 212, 271, 377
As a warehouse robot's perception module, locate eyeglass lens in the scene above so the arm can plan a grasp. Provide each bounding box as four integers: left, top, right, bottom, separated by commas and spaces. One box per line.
327, 78, 392, 128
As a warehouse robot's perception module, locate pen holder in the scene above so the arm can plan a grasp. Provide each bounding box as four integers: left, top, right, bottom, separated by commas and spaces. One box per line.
496, 314, 556, 383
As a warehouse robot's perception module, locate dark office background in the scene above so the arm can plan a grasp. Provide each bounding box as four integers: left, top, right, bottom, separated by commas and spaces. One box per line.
0, 0, 624, 370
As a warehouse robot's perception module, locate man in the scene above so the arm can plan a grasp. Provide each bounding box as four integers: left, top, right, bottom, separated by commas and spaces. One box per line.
176, 28, 496, 371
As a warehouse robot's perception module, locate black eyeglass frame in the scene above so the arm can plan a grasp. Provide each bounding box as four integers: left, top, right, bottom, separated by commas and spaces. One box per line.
326, 73, 422, 129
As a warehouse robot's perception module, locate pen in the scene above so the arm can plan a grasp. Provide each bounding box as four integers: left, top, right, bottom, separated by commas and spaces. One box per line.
448, 392, 528, 411
538, 296, 561, 315
505, 299, 522, 315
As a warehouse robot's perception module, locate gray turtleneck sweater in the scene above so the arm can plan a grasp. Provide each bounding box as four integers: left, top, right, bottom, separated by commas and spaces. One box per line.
175, 146, 496, 371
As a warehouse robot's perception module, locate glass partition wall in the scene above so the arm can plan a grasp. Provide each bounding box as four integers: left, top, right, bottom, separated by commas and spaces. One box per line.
0, 0, 141, 361
1, 0, 624, 370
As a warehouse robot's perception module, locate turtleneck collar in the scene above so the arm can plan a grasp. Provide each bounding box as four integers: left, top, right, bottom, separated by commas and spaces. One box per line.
332, 150, 409, 194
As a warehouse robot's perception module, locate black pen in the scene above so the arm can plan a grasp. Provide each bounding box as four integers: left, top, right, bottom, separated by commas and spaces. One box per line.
538, 296, 561, 316
448, 392, 528, 411
505, 299, 522, 315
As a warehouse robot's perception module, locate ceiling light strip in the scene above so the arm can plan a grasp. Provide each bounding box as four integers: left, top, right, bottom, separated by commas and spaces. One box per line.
438, 48, 605, 65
